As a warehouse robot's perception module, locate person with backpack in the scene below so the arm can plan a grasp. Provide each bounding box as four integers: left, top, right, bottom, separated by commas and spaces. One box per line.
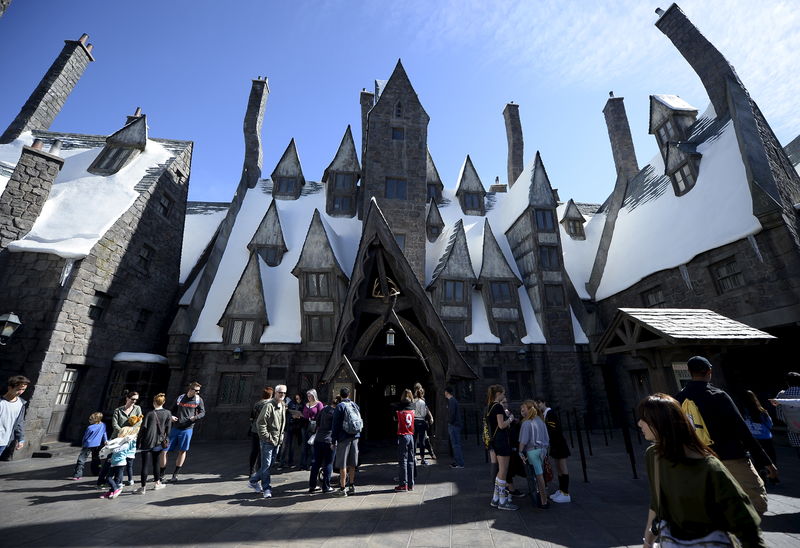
331, 386, 362, 497
484, 384, 518, 511
247, 384, 287, 499
741, 390, 777, 483
675, 356, 777, 515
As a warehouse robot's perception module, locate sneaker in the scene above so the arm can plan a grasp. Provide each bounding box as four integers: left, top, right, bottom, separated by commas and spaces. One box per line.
420, 460, 429, 466
70, 476, 81, 481
550, 490, 571, 503
331, 488, 347, 497
497, 500, 519, 511
124, 480, 134, 486
346, 485, 355, 496
247, 481, 263, 494
394, 485, 408, 492
169, 476, 179, 484
490, 499, 499, 508
322, 487, 333, 494
308, 486, 318, 494
509, 488, 525, 498
99, 491, 111, 499
262, 489, 272, 499
133, 486, 146, 495
109, 488, 123, 499
152, 482, 166, 490
449, 463, 464, 469
408, 485, 414, 491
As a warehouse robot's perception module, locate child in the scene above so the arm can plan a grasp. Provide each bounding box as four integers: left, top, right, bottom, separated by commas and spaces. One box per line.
71, 412, 107, 480
99, 416, 140, 499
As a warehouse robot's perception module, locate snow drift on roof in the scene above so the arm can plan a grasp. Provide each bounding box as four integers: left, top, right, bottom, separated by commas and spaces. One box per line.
558, 204, 604, 300
652, 94, 698, 112
181, 203, 228, 283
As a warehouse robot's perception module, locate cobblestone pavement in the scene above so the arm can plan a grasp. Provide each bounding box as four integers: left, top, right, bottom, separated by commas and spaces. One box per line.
1, 432, 798, 547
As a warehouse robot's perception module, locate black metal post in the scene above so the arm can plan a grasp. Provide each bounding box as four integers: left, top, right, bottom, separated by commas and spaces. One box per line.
622, 411, 638, 479
583, 413, 594, 457
632, 408, 642, 445
574, 409, 588, 482
566, 409, 574, 448
601, 409, 609, 447
606, 409, 614, 440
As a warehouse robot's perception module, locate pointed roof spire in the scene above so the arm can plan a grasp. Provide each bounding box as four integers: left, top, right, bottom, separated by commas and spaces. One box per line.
248, 199, 287, 253
455, 155, 486, 196
372, 59, 429, 121
429, 219, 476, 286
426, 148, 443, 188
426, 199, 444, 242
526, 151, 557, 207
478, 219, 520, 280
291, 209, 346, 277
271, 138, 306, 185
322, 125, 360, 182
107, 114, 147, 151
217, 252, 268, 328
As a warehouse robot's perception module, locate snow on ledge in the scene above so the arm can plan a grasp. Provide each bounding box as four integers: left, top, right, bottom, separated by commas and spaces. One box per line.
112, 352, 168, 364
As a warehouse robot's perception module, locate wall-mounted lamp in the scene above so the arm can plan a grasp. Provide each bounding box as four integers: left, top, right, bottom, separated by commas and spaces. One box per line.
516, 348, 526, 361
233, 347, 243, 360
0, 312, 22, 345
386, 327, 396, 346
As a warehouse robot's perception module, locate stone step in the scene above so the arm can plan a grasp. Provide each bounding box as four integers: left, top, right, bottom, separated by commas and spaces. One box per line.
33, 441, 73, 458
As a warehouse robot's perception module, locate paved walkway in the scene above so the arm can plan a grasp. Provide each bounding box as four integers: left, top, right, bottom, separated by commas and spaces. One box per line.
1, 432, 798, 547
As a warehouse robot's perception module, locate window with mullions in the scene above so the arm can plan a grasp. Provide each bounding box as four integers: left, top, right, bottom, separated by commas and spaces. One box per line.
333, 196, 351, 213
385, 178, 407, 200
464, 193, 482, 211
218, 373, 253, 406
656, 119, 677, 151
535, 209, 555, 232
334, 172, 354, 190
566, 219, 585, 239
539, 245, 560, 270
710, 257, 744, 294
228, 319, 257, 345
305, 272, 331, 299
275, 177, 297, 194
490, 281, 514, 306
507, 371, 535, 401
442, 280, 465, 304
307, 314, 333, 342
672, 163, 695, 195
392, 127, 405, 141
89, 291, 111, 321
89, 147, 135, 174
641, 286, 666, 308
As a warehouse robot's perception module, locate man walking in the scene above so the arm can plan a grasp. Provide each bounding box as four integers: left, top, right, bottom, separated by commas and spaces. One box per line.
676, 356, 777, 515
0, 375, 30, 456
445, 386, 464, 468
247, 384, 287, 498
161, 381, 205, 483
331, 387, 362, 497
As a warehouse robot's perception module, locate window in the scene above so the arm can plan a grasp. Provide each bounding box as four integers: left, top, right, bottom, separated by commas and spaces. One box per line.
539, 245, 560, 270
566, 219, 585, 239
507, 371, 535, 401
256, 245, 282, 267
496, 321, 519, 345
158, 194, 174, 217
385, 178, 407, 200
442, 280, 465, 304
138, 244, 154, 272
641, 286, 666, 308
305, 272, 331, 299
89, 291, 111, 321
395, 234, 406, 250
395, 101, 403, 118
535, 209, 555, 232
710, 257, 744, 293
307, 314, 333, 341
134, 308, 152, 331
104, 367, 158, 414
443, 320, 466, 342
656, 119, 677, 150
90, 147, 134, 174
333, 196, 351, 213
464, 193, 482, 211
334, 172, 354, 190
672, 163, 695, 195
490, 281, 514, 306
228, 319, 257, 345
427, 184, 439, 202
218, 373, 253, 406
275, 177, 297, 194
392, 127, 405, 141
544, 284, 564, 307
55, 368, 79, 405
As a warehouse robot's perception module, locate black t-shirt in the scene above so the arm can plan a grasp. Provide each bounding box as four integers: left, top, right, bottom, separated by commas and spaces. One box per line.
487, 402, 506, 434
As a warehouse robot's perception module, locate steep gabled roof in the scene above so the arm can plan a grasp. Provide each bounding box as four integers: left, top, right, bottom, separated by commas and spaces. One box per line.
428, 219, 476, 286
527, 151, 557, 208
291, 209, 346, 277
649, 94, 698, 134
426, 148, 443, 190
372, 60, 429, 122
248, 199, 287, 252
454, 155, 486, 196
477, 218, 520, 281
270, 138, 306, 185
217, 251, 268, 326
322, 125, 360, 182
559, 199, 587, 224
426, 199, 444, 230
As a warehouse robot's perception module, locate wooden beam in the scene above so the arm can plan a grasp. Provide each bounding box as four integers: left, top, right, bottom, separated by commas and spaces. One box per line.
375, 248, 390, 304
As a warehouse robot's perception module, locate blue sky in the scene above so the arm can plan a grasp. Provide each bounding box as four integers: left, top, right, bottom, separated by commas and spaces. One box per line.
1, 0, 797, 205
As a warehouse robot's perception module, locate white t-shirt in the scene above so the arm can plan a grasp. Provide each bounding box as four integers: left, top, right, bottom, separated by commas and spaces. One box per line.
0, 397, 24, 446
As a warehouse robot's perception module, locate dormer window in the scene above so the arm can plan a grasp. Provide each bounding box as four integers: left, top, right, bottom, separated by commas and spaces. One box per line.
490, 281, 514, 306
671, 162, 696, 195
656, 119, 677, 155
392, 127, 405, 141
275, 177, 298, 195
429, 225, 441, 237
334, 172, 354, 189
304, 272, 331, 299
427, 184, 439, 202
88, 146, 136, 175
227, 319, 257, 345
566, 219, 585, 239
333, 196, 351, 213
464, 193, 482, 211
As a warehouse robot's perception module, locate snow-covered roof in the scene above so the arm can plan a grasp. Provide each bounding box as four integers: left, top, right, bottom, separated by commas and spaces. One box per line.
181, 202, 228, 283
652, 94, 698, 112
558, 204, 604, 300
0, 131, 185, 259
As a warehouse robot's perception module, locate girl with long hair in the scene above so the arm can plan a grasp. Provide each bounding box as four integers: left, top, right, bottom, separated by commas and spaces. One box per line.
134, 393, 171, 494
741, 390, 777, 479
484, 384, 517, 511
519, 400, 550, 508
638, 394, 765, 548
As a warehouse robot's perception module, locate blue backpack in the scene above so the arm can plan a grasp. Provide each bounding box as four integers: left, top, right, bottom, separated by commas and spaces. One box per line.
342, 401, 363, 435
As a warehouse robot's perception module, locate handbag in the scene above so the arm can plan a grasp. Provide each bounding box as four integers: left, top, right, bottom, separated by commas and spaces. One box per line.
543, 455, 554, 483
482, 407, 499, 449
155, 412, 169, 449
652, 455, 734, 547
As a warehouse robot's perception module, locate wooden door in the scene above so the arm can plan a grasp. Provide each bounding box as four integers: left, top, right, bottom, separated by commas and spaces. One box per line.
45, 368, 79, 441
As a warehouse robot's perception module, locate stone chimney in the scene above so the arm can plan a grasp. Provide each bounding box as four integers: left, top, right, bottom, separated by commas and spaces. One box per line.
359, 89, 375, 164
126, 106, 143, 125
502, 102, 524, 186
240, 77, 269, 189
603, 92, 639, 184
0, 139, 64, 248
655, 4, 739, 118
0, 33, 95, 144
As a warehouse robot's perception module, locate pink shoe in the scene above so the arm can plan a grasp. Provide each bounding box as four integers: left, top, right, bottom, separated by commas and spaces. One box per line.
110, 488, 122, 499
100, 491, 112, 499
70, 477, 81, 481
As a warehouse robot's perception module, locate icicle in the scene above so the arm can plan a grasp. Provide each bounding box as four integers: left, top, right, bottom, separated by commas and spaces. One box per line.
679, 264, 693, 291
747, 234, 763, 263
60, 258, 75, 286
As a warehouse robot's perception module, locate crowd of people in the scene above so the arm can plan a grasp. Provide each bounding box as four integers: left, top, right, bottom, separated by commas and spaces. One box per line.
1, 359, 799, 546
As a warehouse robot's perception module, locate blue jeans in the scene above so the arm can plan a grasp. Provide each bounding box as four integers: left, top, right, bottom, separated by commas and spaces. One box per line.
448, 424, 464, 466
415, 420, 429, 462
108, 465, 125, 491
250, 441, 278, 491
398, 434, 415, 487
73, 447, 101, 477
309, 442, 333, 491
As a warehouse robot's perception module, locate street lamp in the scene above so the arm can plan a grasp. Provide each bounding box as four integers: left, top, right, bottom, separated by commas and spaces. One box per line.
386, 327, 396, 346
0, 312, 22, 345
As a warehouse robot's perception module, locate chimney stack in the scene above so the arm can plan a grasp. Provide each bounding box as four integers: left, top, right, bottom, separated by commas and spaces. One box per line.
655, 4, 739, 118
0, 33, 95, 144
126, 107, 143, 125
0, 141, 65, 248
602, 94, 639, 185
359, 89, 375, 163
240, 77, 269, 189
502, 102, 524, 186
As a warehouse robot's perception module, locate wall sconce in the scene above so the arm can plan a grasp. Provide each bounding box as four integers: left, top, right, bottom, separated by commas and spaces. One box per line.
517, 348, 526, 361
233, 347, 243, 360
0, 312, 22, 345
386, 327, 396, 346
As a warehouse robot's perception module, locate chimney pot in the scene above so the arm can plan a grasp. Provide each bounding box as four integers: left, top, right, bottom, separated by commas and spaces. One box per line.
48, 139, 62, 156
31, 139, 44, 150
655, 7, 664, 16
79, 33, 89, 44
133, 107, 142, 117
609, 91, 614, 97
86, 44, 94, 54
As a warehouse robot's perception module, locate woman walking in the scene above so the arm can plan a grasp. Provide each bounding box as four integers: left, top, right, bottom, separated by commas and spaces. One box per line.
395, 389, 416, 491
134, 393, 171, 494
308, 397, 336, 494
98, 392, 142, 487
519, 400, 550, 509
485, 384, 518, 511
638, 393, 765, 548
742, 390, 777, 481
301, 389, 324, 470
413, 387, 433, 466
249, 387, 273, 475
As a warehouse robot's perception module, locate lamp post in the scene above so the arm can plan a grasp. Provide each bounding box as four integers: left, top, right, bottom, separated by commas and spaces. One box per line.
0, 312, 22, 345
